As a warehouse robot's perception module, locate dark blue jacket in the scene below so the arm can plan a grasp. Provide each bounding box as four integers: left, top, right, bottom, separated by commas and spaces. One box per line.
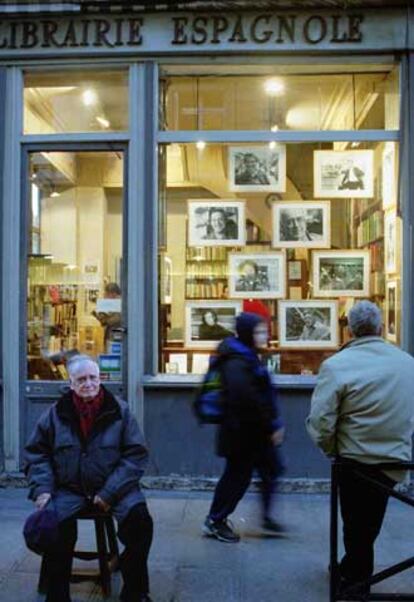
216, 335, 282, 458
25, 387, 148, 523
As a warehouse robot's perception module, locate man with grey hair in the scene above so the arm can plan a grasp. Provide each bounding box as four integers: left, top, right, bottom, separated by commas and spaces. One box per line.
25, 354, 153, 602
306, 301, 414, 597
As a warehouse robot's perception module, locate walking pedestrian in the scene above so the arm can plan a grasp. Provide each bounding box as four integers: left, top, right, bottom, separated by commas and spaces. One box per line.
203, 312, 285, 543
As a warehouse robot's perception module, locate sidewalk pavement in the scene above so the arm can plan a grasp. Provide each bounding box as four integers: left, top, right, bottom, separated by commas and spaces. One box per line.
0, 487, 412, 602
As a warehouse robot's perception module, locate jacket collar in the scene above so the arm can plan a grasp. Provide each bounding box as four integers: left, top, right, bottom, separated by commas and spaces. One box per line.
56, 385, 121, 432
340, 335, 385, 352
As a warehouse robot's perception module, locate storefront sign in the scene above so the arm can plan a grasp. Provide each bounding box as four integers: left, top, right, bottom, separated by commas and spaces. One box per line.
0, 11, 405, 55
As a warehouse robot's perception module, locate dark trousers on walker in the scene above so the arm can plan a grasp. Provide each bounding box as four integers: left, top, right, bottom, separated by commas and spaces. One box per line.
209, 445, 284, 522
43, 503, 153, 602
338, 461, 395, 585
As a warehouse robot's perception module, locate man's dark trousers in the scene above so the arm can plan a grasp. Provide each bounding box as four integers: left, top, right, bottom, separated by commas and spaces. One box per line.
43, 502, 153, 602
338, 461, 395, 585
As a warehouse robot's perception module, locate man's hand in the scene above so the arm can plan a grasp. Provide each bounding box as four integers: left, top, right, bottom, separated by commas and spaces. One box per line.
271, 427, 285, 446
35, 493, 51, 510
93, 495, 110, 512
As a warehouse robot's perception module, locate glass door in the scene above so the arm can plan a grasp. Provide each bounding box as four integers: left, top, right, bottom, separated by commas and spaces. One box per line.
25, 148, 126, 396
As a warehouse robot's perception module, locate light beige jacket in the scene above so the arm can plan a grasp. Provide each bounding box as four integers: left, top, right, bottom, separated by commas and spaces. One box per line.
306, 336, 414, 480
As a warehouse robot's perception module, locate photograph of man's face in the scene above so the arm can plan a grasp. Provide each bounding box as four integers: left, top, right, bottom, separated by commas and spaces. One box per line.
273, 202, 329, 248
188, 200, 245, 247
209, 209, 226, 237
229, 145, 286, 192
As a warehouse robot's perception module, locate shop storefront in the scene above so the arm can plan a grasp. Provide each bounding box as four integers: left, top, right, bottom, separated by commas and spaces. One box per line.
0, 1, 412, 481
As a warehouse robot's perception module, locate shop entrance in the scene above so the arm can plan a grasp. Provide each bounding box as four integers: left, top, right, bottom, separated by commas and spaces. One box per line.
23, 146, 127, 405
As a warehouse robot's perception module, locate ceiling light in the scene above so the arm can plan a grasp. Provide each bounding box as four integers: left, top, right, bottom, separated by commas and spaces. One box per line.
269, 141, 277, 150
264, 79, 285, 96
351, 141, 360, 148
196, 141, 206, 150
82, 88, 97, 106
50, 190, 60, 198
270, 125, 279, 132
96, 116, 110, 129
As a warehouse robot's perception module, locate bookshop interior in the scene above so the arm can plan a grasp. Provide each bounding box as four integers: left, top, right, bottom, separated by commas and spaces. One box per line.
24, 62, 401, 380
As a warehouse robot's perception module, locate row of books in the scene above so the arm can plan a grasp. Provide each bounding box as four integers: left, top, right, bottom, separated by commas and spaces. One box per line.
186, 263, 228, 278
186, 282, 227, 298
370, 271, 385, 296
369, 241, 384, 273
356, 210, 384, 247
186, 247, 228, 261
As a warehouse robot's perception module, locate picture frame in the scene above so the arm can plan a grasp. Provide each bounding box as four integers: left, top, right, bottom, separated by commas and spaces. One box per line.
312, 250, 370, 298
187, 199, 246, 247
385, 280, 399, 343
228, 252, 286, 299
272, 201, 331, 248
385, 280, 398, 343
278, 300, 338, 349
384, 211, 397, 274
228, 145, 286, 193
382, 142, 397, 210
160, 255, 173, 305
185, 300, 242, 349
314, 150, 374, 199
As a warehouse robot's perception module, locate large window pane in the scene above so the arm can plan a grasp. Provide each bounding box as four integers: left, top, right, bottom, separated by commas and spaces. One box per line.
160, 64, 399, 131
27, 151, 124, 381
158, 141, 401, 375
24, 70, 128, 134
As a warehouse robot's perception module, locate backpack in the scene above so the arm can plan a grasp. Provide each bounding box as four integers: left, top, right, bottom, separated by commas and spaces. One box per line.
193, 355, 226, 425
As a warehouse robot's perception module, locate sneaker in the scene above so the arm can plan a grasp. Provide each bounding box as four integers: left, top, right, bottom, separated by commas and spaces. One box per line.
203, 516, 240, 543
262, 517, 286, 533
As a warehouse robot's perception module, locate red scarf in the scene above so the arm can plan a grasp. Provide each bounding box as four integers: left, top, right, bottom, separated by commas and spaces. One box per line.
72, 388, 104, 440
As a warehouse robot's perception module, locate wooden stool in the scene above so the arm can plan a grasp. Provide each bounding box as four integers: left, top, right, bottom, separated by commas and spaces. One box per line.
37, 509, 120, 600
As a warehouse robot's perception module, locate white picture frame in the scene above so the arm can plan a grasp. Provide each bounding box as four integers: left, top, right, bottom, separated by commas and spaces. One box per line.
185, 300, 242, 349
187, 199, 246, 247
312, 250, 370, 297
314, 150, 374, 198
278, 300, 338, 349
161, 255, 173, 305
228, 252, 286, 299
385, 280, 398, 343
272, 201, 331, 248
382, 142, 397, 210
228, 145, 286, 192
384, 211, 397, 274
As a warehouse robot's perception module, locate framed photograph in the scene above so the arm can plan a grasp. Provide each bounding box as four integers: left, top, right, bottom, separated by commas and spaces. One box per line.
185, 300, 242, 349
382, 142, 397, 210
314, 150, 374, 198
228, 145, 286, 192
187, 199, 246, 247
272, 201, 331, 248
312, 250, 370, 297
288, 261, 302, 280
228, 252, 286, 299
385, 280, 398, 343
160, 255, 172, 304
278, 300, 338, 349
384, 211, 397, 273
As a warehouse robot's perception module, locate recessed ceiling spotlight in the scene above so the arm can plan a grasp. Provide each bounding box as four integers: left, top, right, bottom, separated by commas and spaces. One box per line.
82, 88, 97, 106
196, 141, 206, 150
269, 141, 277, 150
270, 125, 279, 132
264, 79, 285, 96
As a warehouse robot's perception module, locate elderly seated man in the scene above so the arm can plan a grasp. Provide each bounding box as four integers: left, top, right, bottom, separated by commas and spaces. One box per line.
25, 354, 153, 602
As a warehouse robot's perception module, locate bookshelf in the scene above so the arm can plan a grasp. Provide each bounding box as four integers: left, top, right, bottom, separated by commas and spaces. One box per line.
353, 200, 385, 298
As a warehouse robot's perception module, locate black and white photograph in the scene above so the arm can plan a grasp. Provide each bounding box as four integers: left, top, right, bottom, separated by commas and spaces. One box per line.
278, 300, 338, 349
382, 142, 397, 210
272, 201, 331, 248
312, 250, 370, 297
185, 300, 242, 349
187, 200, 246, 247
385, 280, 397, 343
314, 150, 374, 198
385, 211, 397, 273
228, 145, 286, 192
228, 252, 286, 299
160, 255, 172, 305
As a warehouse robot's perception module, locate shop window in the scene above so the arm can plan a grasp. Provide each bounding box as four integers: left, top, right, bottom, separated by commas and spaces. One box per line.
27, 151, 124, 381
158, 141, 401, 375
160, 64, 399, 131
24, 70, 128, 134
